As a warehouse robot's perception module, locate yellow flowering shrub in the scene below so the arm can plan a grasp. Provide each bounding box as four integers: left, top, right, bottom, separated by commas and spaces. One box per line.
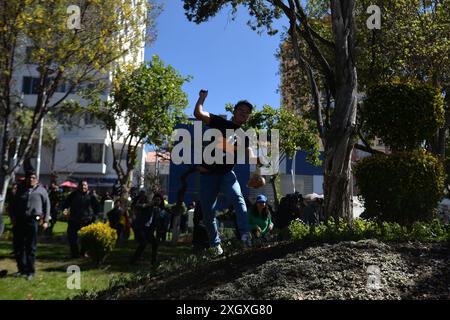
78, 222, 117, 264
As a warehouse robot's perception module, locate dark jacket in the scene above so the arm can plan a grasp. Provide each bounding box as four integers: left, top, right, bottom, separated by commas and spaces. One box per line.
10, 184, 51, 223
48, 188, 64, 217
302, 203, 319, 225
131, 197, 151, 228
63, 189, 100, 223
107, 207, 124, 227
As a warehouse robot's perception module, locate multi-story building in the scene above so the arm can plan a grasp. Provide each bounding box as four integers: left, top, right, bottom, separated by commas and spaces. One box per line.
12, 4, 147, 194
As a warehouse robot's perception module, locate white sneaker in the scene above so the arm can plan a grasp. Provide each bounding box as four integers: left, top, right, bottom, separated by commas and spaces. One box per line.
241, 233, 252, 247
210, 244, 223, 256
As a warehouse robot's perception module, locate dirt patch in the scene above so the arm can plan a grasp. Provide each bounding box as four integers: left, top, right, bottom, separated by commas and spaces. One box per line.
98, 239, 449, 300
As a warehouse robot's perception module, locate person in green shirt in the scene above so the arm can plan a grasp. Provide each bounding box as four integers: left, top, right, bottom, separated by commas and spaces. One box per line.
248, 194, 274, 240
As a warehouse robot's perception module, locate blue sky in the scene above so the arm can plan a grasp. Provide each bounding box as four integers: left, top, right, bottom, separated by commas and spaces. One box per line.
144, 1, 289, 118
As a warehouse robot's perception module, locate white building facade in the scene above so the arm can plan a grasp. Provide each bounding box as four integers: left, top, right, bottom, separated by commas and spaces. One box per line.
12, 3, 147, 193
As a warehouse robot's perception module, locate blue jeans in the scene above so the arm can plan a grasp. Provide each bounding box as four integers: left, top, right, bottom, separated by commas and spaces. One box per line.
199, 170, 248, 247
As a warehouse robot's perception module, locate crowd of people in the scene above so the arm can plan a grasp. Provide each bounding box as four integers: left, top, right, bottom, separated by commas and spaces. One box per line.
4, 90, 325, 280
4, 168, 324, 281
4, 171, 193, 279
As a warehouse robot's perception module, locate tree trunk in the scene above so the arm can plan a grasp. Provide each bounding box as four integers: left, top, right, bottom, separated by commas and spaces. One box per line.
119, 177, 131, 218
0, 174, 11, 237
323, 137, 354, 222
0, 112, 12, 237
270, 174, 280, 211
323, 0, 358, 223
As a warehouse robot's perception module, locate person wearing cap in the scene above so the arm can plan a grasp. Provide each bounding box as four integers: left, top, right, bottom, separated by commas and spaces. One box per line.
194, 89, 261, 255
9, 170, 50, 280
248, 194, 274, 240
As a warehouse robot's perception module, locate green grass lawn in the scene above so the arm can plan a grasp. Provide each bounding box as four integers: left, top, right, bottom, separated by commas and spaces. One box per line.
0, 217, 193, 300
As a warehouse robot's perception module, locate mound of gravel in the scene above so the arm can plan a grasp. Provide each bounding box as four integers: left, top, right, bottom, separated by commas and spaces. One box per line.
99, 239, 449, 300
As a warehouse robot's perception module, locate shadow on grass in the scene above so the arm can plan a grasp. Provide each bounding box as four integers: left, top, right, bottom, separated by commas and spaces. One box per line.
0, 221, 195, 289
22, 239, 194, 273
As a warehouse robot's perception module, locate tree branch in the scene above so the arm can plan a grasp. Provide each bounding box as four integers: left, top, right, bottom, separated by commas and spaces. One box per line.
290, 0, 336, 97
286, 17, 325, 140
109, 128, 124, 180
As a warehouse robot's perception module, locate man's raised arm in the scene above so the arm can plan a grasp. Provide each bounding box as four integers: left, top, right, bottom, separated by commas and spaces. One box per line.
193, 89, 211, 125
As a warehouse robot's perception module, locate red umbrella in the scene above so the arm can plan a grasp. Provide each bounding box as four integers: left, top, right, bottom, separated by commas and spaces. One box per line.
60, 181, 77, 188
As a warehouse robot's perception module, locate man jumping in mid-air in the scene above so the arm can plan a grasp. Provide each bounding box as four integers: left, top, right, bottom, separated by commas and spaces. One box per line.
194, 89, 260, 255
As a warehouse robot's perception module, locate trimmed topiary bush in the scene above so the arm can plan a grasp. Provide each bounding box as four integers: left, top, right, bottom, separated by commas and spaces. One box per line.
79, 222, 117, 265
362, 82, 444, 151
354, 149, 445, 225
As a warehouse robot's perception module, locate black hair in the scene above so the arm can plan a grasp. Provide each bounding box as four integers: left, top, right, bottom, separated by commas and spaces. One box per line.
234, 100, 253, 112
152, 193, 165, 210
252, 202, 271, 219
25, 170, 36, 178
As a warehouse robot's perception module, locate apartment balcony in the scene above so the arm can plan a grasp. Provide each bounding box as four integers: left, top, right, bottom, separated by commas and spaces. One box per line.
53, 162, 107, 174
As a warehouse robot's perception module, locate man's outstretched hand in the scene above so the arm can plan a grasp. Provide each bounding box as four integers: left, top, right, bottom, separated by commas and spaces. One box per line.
195, 89, 211, 125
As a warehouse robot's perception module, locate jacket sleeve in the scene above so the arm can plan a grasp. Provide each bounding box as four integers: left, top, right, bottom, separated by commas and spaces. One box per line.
62, 192, 72, 210
8, 194, 16, 220
42, 190, 51, 223
261, 216, 272, 235
91, 195, 100, 216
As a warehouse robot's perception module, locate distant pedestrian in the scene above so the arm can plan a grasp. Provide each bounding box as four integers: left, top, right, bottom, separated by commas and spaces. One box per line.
106, 199, 124, 242
62, 180, 100, 258
153, 194, 170, 243
101, 192, 113, 204
302, 198, 319, 226
131, 192, 164, 265
9, 170, 50, 280
46, 181, 63, 237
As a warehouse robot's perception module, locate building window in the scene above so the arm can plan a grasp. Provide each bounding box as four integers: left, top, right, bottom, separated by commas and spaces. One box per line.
77, 143, 104, 163
23, 77, 68, 94
22, 76, 40, 94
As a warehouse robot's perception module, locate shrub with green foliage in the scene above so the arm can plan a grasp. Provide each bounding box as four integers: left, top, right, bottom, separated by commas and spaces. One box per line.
79, 222, 118, 264
362, 82, 444, 151
288, 218, 449, 243
354, 149, 445, 225
288, 219, 310, 241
